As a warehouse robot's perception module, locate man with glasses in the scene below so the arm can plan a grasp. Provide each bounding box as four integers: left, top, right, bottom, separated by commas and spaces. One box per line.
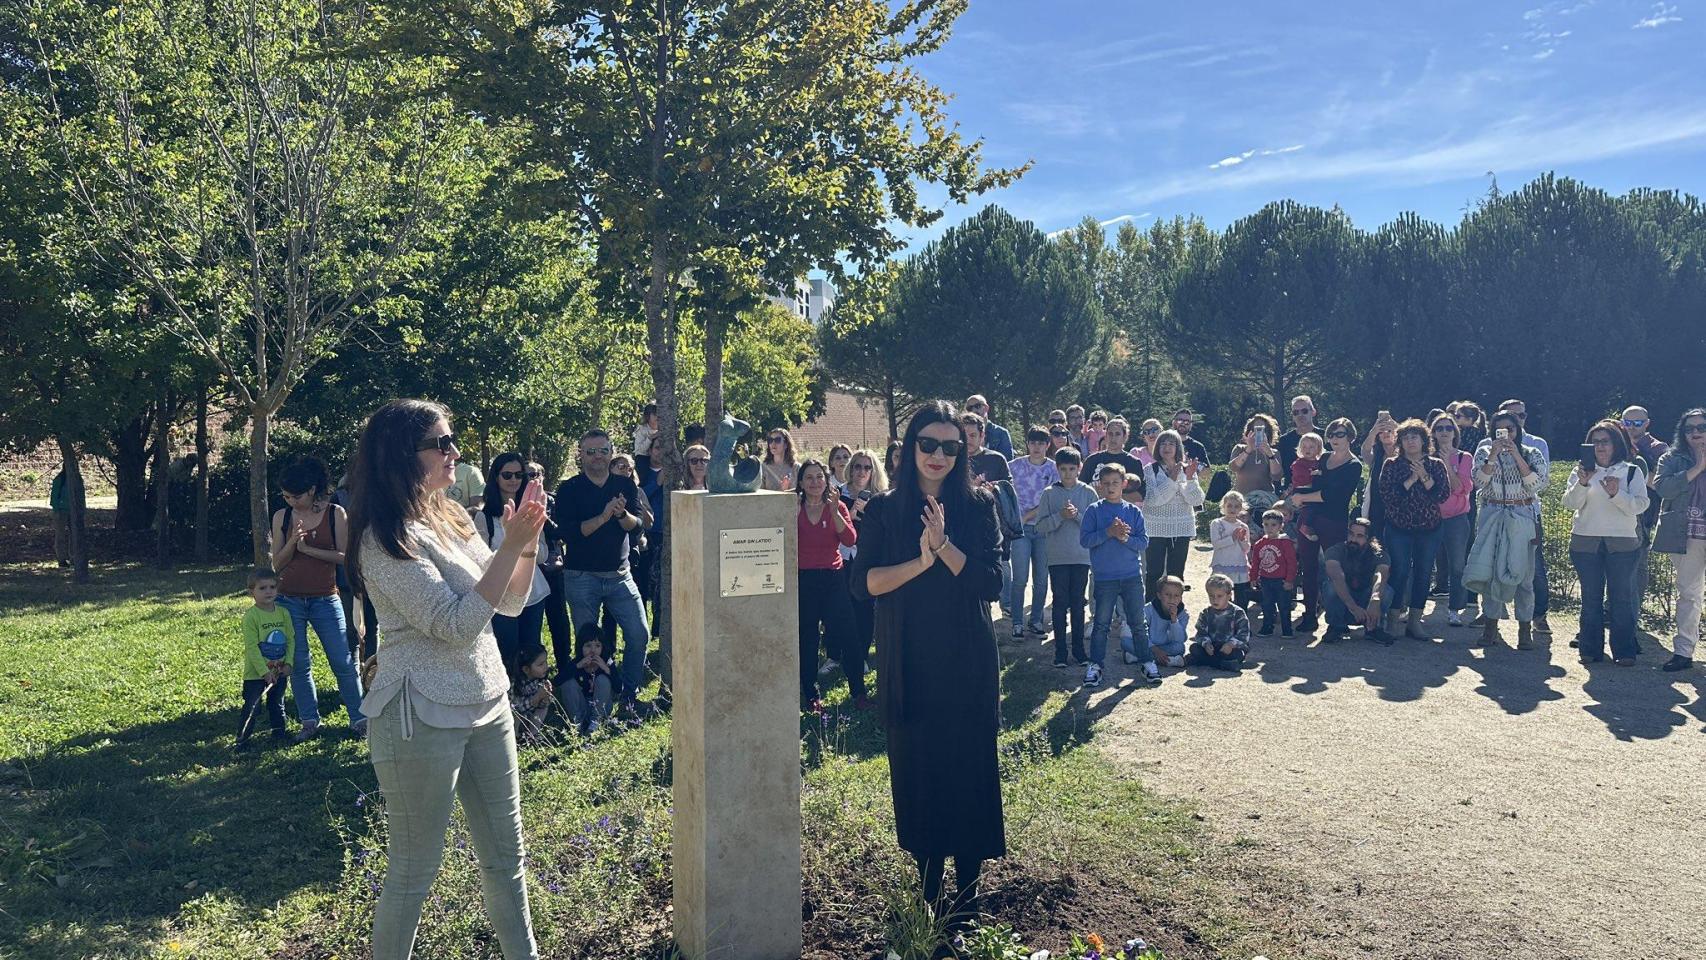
1278, 395, 1318, 479
1482, 399, 1552, 633
1623, 406, 1669, 627
963, 394, 1014, 459
1171, 409, 1210, 469
1065, 404, 1088, 456
552, 428, 651, 704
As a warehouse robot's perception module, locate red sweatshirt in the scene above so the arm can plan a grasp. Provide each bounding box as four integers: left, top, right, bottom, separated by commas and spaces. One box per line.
797, 500, 857, 570
1249, 535, 1297, 583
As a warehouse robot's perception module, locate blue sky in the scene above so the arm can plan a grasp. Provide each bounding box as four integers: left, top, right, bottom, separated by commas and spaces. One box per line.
897, 0, 1706, 247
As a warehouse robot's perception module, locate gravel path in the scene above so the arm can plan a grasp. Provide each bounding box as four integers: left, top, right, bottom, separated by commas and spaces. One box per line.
1061, 542, 1706, 960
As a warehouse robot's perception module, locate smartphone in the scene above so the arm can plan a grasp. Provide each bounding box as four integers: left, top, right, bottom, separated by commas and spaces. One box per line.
1496, 427, 1510, 441
857, 489, 874, 502
1378, 410, 1391, 422
1579, 443, 1597, 473
1253, 427, 1267, 446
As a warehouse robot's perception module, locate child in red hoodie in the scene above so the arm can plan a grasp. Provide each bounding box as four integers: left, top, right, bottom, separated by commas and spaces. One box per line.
1249, 509, 1297, 637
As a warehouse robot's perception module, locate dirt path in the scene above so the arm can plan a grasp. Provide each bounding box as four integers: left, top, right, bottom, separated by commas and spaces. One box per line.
1071, 541, 1706, 960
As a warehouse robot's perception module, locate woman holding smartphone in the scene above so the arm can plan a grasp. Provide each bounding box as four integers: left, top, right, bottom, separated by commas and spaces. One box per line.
1562, 420, 1649, 664
839, 449, 889, 709
1466, 410, 1548, 649
1230, 413, 1284, 514
1651, 408, 1706, 672
795, 459, 858, 710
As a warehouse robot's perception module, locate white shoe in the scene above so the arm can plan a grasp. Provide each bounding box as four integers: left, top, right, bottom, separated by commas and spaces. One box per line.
1142, 661, 1161, 684
1167, 654, 1185, 668
1121, 651, 1140, 665
1083, 663, 1102, 688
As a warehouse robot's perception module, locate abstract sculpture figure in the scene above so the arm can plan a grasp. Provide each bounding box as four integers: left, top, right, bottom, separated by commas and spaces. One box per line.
708, 414, 763, 493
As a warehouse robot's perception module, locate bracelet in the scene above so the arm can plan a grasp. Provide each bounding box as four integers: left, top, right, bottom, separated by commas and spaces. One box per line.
520, 551, 537, 559
932, 538, 952, 556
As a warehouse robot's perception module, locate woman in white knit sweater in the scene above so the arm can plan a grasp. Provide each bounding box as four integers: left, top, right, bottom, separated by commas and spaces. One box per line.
1142, 429, 1206, 601
1562, 418, 1649, 665
348, 399, 547, 960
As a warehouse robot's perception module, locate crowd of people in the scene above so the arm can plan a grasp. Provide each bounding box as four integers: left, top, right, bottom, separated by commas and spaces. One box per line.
223, 393, 1705, 954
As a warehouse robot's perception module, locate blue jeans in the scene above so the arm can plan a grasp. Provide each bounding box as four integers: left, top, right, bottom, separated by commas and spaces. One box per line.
491, 598, 548, 675
562, 570, 651, 696
280, 593, 362, 725
1384, 525, 1444, 612
1007, 524, 1049, 631
1437, 513, 1472, 612
1321, 572, 1393, 632
1089, 576, 1145, 666
1257, 578, 1293, 633
1571, 543, 1639, 660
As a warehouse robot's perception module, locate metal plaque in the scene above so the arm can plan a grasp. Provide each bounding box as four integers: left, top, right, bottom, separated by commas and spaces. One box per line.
719, 527, 786, 598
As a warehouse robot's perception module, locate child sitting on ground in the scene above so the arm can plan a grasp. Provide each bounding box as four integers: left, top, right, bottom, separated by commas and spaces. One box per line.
1209, 490, 1254, 610
237, 567, 296, 751
1190, 573, 1252, 670
1288, 432, 1324, 542
1142, 574, 1191, 676
509, 645, 555, 744
561, 627, 616, 734
1249, 509, 1298, 637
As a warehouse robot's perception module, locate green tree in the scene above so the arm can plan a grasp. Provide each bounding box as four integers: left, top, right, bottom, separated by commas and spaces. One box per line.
889, 205, 1106, 424
817, 263, 919, 440
1167, 200, 1362, 421
28, 0, 492, 562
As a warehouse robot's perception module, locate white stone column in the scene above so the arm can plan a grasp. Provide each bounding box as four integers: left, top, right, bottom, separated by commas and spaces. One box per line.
670, 489, 801, 960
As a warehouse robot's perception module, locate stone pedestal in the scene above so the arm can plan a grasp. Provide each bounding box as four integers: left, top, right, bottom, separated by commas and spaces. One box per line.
670, 489, 801, 960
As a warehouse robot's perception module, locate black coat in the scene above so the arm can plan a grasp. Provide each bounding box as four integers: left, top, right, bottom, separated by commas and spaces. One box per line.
850, 488, 1006, 861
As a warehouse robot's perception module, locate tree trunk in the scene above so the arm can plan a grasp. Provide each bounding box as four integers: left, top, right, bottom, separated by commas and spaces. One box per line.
57, 438, 89, 583
195, 386, 210, 563
644, 228, 681, 696
112, 413, 152, 531
885, 381, 900, 441
703, 310, 727, 453
153, 382, 172, 569
249, 403, 271, 566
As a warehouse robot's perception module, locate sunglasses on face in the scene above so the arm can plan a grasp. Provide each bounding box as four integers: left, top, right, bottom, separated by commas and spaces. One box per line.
1684, 423, 1706, 436
1142, 427, 1160, 436
1050, 430, 1069, 439
581, 446, 612, 456
1292, 408, 1312, 416
768, 436, 785, 444
418, 433, 457, 454
1326, 431, 1349, 439
687, 457, 710, 466
850, 463, 872, 473
526, 471, 542, 480
916, 437, 964, 457
1433, 425, 1456, 433
498, 470, 525, 480
1622, 419, 1647, 428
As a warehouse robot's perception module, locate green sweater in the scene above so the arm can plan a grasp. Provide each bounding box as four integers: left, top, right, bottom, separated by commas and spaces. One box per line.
241, 605, 296, 681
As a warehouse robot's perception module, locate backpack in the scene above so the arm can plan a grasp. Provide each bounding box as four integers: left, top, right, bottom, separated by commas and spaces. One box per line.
1205, 468, 1232, 505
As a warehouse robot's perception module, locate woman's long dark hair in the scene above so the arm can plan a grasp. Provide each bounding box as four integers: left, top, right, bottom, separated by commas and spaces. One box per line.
346, 399, 473, 596
891, 400, 978, 529
481, 452, 528, 521
1670, 408, 1706, 461
1585, 419, 1632, 466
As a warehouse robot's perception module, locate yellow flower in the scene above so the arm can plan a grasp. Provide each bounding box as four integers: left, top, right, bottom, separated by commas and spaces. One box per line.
166, 943, 183, 953
1086, 932, 1106, 952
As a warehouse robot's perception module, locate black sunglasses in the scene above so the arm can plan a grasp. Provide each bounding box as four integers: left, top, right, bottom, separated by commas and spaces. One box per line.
498, 470, 526, 480
687, 456, 710, 465
1142, 427, 1160, 435
526, 470, 543, 479
1683, 424, 1706, 435
418, 433, 456, 454
916, 437, 964, 457
1432, 424, 1456, 432
768, 436, 786, 444
1326, 430, 1350, 438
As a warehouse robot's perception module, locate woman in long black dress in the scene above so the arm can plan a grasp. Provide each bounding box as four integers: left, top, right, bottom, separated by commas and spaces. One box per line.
850, 400, 1006, 926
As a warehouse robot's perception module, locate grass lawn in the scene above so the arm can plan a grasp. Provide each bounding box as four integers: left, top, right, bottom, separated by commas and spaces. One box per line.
0, 563, 1303, 960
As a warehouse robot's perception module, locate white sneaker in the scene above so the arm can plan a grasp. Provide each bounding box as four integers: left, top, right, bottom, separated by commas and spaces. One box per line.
1167, 654, 1185, 668
1448, 610, 1464, 627
1083, 663, 1102, 688
1142, 661, 1161, 684
1121, 651, 1140, 665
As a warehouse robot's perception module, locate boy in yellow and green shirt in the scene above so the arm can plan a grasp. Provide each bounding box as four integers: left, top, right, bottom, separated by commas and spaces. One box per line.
238, 568, 296, 750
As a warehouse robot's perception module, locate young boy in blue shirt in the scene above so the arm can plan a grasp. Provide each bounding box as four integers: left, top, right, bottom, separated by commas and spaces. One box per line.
1079, 463, 1149, 689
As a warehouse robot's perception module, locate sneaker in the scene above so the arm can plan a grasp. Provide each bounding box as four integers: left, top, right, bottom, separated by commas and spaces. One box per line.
1294, 615, 1318, 634
1472, 614, 1491, 627
292, 721, 320, 744
1322, 630, 1347, 644
1662, 655, 1694, 672
1025, 623, 1049, 638
1166, 654, 1185, 668
1142, 661, 1161, 685
1257, 625, 1275, 637
1083, 663, 1102, 689
1448, 611, 1464, 628
1054, 658, 1068, 668
349, 719, 369, 739
1371, 630, 1396, 647
1534, 617, 1552, 634
1614, 657, 1636, 667
1012, 624, 1024, 639
1121, 650, 1140, 665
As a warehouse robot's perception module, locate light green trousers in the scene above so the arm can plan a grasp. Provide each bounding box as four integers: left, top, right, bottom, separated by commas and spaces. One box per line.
368, 702, 538, 959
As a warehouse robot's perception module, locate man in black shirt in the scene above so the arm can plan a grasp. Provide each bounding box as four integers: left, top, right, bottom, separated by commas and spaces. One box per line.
962, 413, 1011, 485
1171, 409, 1210, 468
552, 428, 650, 698
1278, 395, 1318, 481
1322, 518, 1392, 644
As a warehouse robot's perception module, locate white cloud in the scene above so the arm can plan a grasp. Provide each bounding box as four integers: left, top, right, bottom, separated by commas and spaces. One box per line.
1533, 47, 1557, 60
1633, 2, 1683, 27
1118, 105, 1706, 208
1209, 145, 1303, 170
1043, 213, 1154, 239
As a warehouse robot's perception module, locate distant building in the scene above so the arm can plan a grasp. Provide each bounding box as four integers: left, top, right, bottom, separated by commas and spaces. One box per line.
766, 276, 837, 324
788, 390, 890, 452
